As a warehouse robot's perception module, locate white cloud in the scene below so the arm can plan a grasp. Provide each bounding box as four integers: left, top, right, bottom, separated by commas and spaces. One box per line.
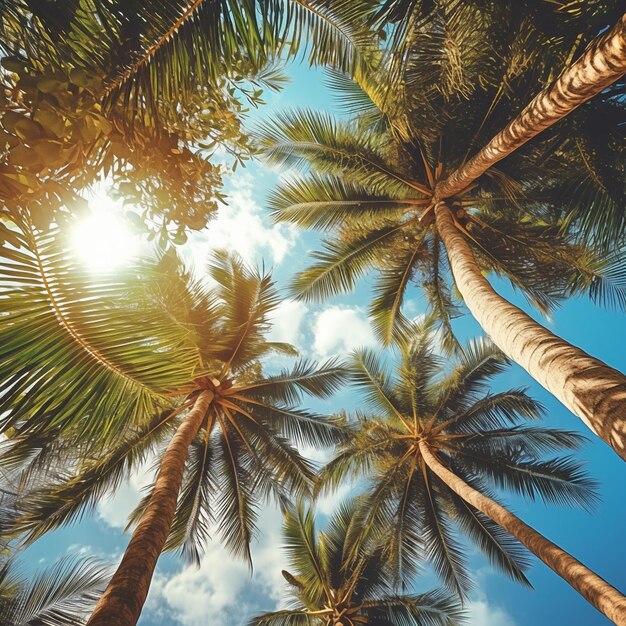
97, 461, 155, 529
267, 299, 308, 348
185, 172, 297, 271
465, 593, 518, 626
312, 306, 377, 359
147, 505, 288, 626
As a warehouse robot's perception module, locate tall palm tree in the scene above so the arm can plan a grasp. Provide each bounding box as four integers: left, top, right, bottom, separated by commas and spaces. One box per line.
256, 6, 626, 459
0, 556, 109, 626
0, 229, 348, 626
249, 502, 465, 626
319, 323, 626, 624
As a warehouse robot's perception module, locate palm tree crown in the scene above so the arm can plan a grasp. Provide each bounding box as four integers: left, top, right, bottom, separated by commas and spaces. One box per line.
257, 6, 625, 349
320, 323, 597, 596
2, 242, 348, 566
250, 501, 465, 626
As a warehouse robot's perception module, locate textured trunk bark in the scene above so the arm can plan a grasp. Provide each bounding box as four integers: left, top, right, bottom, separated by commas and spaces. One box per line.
434, 203, 626, 460
436, 13, 626, 199
86, 390, 214, 626
419, 441, 626, 625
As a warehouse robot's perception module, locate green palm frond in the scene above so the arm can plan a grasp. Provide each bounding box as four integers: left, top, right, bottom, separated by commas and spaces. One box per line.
456, 451, 598, 512
5, 407, 181, 544
362, 589, 466, 626
290, 223, 412, 302
448, 493, 531, 587
419, 474, 471, 597
0, 225, 198, 443
269, 173, 412, 230
248, 611, 322, 626
350, 349, 405, 424
208, 250, 282, 372
448, 390, 543, 433
214, 428, 258, 565
0, 556, 110, 626
257, 109, 416, 196
163, 429, 215, 566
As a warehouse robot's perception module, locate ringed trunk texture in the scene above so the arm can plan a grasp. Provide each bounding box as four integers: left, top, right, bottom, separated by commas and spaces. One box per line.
434, 203, 626, 460
87, 390, 214, 626
435, 13, 626, 199
435, 203, 626, 460
419, 442, 626, 625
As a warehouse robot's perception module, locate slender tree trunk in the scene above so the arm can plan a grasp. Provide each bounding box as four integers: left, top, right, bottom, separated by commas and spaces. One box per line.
419, 441, 626, 625
435, 13, 626, 199
434, 203, 626, 460
87, 390, 214, 626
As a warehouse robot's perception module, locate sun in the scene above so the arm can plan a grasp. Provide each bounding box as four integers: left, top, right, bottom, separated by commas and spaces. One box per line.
72, 194, 140, 271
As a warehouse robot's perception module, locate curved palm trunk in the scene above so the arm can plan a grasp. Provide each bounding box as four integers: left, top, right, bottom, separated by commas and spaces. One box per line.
434, 202, 626, 460
419, 441, 626, 625
436, 13, 626, 199
86, 390, 214, 626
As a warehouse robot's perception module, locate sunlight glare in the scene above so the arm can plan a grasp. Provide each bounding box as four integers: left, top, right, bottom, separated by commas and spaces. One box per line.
72, 207, 139, 272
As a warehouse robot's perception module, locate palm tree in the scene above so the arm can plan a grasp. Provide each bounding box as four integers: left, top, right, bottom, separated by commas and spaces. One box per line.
256, 7, 626, 459
0, 228, 348, 626
319, 323, 626, 624
249, 502, 465, 626
0, 556, 109, 626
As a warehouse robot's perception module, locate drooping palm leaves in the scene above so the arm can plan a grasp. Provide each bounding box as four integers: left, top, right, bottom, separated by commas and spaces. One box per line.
0, 556, 110, 626
0, 221, 198, 446
250, 501, 465, 626
320, 323, 597, 598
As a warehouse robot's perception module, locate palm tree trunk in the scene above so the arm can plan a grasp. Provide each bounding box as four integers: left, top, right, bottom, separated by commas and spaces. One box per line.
435, 13, 626, 199
86, 390, 214, 626
434, 202, 626, 460
419, 441, 626, 624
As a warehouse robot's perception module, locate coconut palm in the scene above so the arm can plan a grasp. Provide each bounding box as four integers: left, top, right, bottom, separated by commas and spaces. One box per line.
256, 5, 626, 459
0, 556, 109, 626
0, 230, 348, 626
250, 501, 465, 626
319, 323, 626, 624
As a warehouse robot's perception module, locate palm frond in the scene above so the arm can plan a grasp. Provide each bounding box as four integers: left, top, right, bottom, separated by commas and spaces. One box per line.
0, 556, 110, 626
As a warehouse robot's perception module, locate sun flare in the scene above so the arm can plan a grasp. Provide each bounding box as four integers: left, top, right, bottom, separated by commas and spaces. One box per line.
72, 204, 139, 272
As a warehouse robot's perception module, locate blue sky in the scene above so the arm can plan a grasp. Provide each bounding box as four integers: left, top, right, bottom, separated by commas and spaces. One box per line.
22, 61, 626, 626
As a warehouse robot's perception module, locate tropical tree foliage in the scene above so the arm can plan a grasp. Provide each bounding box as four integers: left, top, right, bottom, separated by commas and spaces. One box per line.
2, 241, 347, 561
0, 0, 375, 238
0, 556, 109, 626
319, 323, 598, 597
250, 501, 465, 626
256, 4, 625, 349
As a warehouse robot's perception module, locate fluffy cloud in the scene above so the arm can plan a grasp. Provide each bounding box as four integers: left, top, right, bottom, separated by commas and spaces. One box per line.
146, 505, 288, 626
267, 299, 308, 348
465, 593, 518, 626
97, 461, 155, 529
185, 172, 297, 271
312, 306, 377, 359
